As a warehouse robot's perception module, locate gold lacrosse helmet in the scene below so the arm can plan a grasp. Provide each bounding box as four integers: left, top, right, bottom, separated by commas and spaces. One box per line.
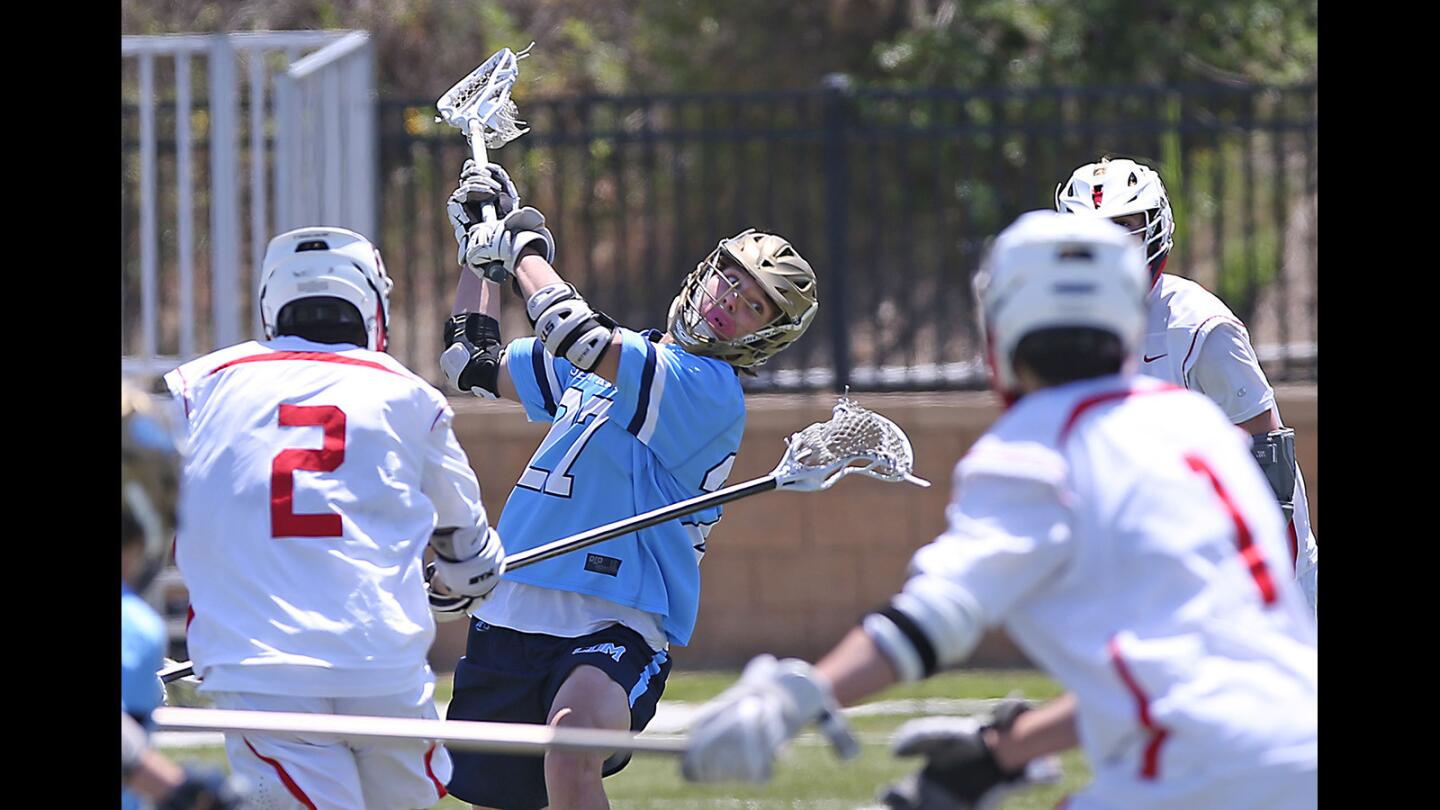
121, 380, 183, 591
667, 229, 819, 368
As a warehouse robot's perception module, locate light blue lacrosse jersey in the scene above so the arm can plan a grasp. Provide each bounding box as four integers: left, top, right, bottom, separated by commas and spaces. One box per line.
121, 581, 168, 810
498, 328, 744, 645
121, 582, 167, 726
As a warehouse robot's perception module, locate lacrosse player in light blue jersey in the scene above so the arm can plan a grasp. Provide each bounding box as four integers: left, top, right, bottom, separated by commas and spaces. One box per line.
431, 160, 819, 810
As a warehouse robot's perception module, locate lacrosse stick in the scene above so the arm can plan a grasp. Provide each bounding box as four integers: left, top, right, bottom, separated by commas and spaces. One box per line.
436, 43, 533, 280
504, 395, 929, 571
159, 397, 929, 685
151, 707, 687, 757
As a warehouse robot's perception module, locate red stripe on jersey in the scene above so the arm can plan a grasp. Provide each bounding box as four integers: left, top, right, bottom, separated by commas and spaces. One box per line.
244, 737, 318, 809
1179, 315, 1244, 386
1184, 454, 1278, 605
205, 351, 408, 379
430, 407, 445, 432
1107, 636, 1170, 780
185, 605, 194, 631
424, 743, 448, 799
1059, 384, 1184, 443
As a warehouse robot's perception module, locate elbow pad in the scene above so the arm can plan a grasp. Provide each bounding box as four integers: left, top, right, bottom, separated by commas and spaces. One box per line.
1250, 427, 1297, 521
863, 576, 985, 682
525, 282, 617, 373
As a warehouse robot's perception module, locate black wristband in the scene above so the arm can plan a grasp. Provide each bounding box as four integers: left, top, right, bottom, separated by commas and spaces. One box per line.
875, 605, 940, 678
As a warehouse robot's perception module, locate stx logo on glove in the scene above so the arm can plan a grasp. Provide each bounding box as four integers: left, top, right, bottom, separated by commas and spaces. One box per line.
573, 643, 627, 662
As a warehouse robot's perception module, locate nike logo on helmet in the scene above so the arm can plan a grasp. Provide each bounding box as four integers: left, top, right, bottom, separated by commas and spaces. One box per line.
1144, 353, 1168, 363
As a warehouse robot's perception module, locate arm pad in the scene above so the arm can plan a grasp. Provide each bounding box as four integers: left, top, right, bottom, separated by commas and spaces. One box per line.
441, 313, 503, 398
1250, 427, 1297, 521
525, 282, 617, 372
863, 576, 985, 682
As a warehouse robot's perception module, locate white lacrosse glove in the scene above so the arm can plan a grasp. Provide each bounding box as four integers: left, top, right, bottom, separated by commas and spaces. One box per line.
448, 159, 520, 268
425, 561, 478, 622
428, 524, 506, 600
681, 654, 857, 783
463, 206, 556, 284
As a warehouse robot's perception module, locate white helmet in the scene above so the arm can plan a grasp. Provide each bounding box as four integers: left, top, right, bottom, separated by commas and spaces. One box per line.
259, 226, 394, 351
973, 210, 1149, 397
1054, 157, 1174, 285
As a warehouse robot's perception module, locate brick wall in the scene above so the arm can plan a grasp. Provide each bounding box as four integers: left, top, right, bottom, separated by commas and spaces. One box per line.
432, 386, 1318, 671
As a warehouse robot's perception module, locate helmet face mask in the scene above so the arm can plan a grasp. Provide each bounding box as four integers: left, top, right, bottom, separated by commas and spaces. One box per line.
258, 227, 394, 351
1055, 158, 1174, 285
974, 211, 1150, 400
668, 229, 819, 369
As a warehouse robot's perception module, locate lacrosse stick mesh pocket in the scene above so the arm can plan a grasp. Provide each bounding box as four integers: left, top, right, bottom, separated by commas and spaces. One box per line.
784, 397, 916, 482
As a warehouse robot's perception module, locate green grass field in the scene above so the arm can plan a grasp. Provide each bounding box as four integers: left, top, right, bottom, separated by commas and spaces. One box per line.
158, 669, 1091, 809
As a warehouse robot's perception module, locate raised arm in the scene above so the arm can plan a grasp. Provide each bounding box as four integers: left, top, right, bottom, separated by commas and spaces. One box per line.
440, 160, 522, 401
461, 193, 626, 386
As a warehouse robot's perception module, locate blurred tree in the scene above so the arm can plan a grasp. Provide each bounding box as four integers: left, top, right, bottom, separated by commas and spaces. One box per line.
122, 0, 1316, 99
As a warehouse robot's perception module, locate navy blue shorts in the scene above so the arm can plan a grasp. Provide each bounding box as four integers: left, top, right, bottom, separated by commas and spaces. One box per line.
445, 619, 672, 810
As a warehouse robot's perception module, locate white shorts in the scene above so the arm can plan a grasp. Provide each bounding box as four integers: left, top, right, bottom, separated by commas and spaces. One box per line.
210, 680, 452, 810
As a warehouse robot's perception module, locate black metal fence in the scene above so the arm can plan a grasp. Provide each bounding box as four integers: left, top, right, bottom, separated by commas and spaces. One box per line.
377, 79, 1316, 391
123, 80, 1318, 391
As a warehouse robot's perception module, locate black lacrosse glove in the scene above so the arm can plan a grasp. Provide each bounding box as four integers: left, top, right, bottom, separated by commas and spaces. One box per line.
879, 701, 1031, 810
157, 765, 250, 810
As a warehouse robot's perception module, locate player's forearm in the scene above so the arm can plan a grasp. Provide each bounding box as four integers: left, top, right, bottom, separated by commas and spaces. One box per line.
987, 692, 1080, 771
1236, 409, 1281, 434
513, 247, 565, 299
815, 626, 901, 707
452, 272, 501, 319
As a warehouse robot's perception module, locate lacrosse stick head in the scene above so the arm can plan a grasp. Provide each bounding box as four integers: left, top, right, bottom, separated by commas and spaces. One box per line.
770, 397, 930, 491
436, 43, 534, 149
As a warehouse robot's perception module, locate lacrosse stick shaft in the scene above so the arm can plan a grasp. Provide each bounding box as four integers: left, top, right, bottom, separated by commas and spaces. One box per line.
158, 477, 779, 685
505, 475, 780, 571
160, 398, 927, 684
151, 707, 687, 757
465, 119, 498, 224
157, 477, 776, 684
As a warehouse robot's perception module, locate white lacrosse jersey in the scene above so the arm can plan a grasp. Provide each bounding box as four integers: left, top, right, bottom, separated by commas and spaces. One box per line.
164, 336, 489, 697
1141, 274, 1318, 616
905, 374, 1316, 802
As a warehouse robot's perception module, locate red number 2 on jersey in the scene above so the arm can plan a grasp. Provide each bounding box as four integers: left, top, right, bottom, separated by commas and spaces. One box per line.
271, 404, 346, 537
